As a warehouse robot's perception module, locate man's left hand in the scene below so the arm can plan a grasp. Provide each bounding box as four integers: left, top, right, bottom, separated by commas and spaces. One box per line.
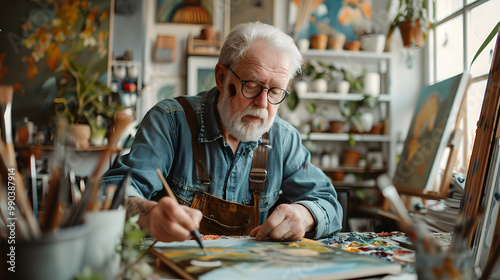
249, 203, 315, 241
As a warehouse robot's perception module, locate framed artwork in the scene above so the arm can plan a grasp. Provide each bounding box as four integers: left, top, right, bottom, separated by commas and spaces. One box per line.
149, 75, 183, 104
152, 237, 402, 280
288, 0, 371, 42
0, 0, 112, 127
229, 0, 274, 30
156, 0, 213, 24
393, 72, 470, 197
186, 55, 218, 96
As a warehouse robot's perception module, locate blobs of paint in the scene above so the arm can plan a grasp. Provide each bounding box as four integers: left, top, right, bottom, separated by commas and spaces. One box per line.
190, 259, 222, 267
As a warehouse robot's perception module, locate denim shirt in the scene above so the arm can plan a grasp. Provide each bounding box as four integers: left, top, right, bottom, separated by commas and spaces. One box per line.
101, 88, 343, 239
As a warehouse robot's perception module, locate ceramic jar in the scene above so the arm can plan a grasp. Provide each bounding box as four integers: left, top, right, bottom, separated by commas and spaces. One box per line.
311, 78, 328, 93
363, 72, 380, 96
328, 33, 346, 50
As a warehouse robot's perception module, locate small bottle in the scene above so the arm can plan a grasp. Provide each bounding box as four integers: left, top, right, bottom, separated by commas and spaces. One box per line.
16, 117, 34, 145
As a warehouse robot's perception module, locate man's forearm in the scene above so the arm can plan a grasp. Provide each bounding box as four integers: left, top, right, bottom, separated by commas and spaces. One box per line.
125, 197, 157, 229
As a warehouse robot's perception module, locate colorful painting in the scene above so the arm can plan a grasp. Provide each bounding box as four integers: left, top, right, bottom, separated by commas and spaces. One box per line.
393, 72, 470, 196
156, 0, 213, 24
152, 237, 402, 280
0, 0, 112, 126
289, 0, 372, 42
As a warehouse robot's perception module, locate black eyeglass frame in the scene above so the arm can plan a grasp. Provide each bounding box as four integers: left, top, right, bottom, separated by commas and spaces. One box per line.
226, 66, 290, 105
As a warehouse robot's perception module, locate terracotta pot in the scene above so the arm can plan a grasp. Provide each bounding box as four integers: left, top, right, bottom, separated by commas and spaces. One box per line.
343, 149, 361, 166
331, 172, 345, 182
67, 124, 90, 149
329, 121, 345, 133
370, 123, 384, 134
310, 34, 328, 50
328, 33, 346, 50
200, 25, 217, 41
398, 19, 425, 48
344, 40, 361, 51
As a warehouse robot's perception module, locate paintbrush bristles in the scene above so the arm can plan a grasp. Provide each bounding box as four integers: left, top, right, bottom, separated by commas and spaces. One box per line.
0, 85, 14, 104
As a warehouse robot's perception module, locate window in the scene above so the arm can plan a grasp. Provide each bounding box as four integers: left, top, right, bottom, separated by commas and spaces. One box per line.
429, 0, 500, 171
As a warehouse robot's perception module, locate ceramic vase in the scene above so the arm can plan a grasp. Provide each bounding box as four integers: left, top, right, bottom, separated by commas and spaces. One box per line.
311, 78, 328, 93
360, 112, 374, 133
298, 39, 310, 53
67, 124, 91, 149
363, 72, 380, 96
328, 33, 346, 50
294, 79, 308, 97
360, 34, 386, 53
336, 80, 350, 94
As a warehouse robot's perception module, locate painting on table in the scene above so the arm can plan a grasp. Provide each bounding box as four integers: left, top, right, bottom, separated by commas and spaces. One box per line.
152, 237, 402, 280
393, 72, 470, 197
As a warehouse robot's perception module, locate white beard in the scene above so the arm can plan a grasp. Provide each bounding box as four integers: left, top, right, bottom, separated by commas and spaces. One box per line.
217, 85, 274, 141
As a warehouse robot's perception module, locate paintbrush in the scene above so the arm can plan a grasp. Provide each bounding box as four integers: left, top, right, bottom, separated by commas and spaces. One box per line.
155, 168, 207, 255
376, 174, 440, 254
109, 170, 131, 210
86, 111, 133, 212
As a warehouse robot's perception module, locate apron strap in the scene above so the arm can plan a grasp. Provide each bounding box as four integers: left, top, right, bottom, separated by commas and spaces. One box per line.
176, 97, 211, 191
249, 133, 269, 227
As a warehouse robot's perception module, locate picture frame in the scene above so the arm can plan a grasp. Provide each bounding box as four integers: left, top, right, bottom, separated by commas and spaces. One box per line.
186, 55, 218, 96
156, 0, 214, 24
393, 72, 470, 198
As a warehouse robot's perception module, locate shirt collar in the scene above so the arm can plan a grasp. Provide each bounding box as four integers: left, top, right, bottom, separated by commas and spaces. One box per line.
198, 87, 263, 150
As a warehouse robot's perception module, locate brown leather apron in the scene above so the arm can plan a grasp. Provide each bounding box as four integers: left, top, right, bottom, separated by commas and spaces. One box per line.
176, 97, 268, 235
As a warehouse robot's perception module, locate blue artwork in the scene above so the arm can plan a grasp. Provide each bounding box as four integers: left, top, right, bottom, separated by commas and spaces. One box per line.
294, 0, 371, 42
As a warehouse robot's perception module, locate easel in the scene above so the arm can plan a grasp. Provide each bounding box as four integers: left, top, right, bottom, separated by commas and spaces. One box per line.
385, 80, 470, 212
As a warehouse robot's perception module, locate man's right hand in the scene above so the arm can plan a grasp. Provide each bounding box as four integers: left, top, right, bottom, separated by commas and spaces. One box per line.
126, 196, 203, 242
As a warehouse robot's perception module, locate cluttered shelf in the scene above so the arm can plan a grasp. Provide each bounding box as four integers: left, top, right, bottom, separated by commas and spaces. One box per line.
14, 144, 122, 152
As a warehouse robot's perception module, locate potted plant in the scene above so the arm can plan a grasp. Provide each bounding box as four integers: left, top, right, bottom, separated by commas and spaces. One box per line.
303, 61, 338, 93
340, 68, 367, 93
53, 61, 124, 148
385, 0, 436, 51
340, 94, 379, 145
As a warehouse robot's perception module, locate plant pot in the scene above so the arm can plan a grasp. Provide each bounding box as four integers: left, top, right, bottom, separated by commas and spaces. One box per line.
343, 149, 361, 166
360, 34, 386, 53
67, 124, 91, 149
344, 40, 361, 51
328, 33, 346, 50
329, 121, 345, 133
331, 171, 345, 181
297, 39, 310, 53
311, 78, 328, 93
310, 34, 328, 50
200, 25, 217, 41
294, 79, 308, 97
336, 80, 350, 94
398, 19, 425, 48
360, 112, 374, 133
370, 123, 384, 135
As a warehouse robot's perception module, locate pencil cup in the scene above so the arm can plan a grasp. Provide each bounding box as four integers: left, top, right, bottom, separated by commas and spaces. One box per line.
0, 223, 90, 280
83, 207, 126, 279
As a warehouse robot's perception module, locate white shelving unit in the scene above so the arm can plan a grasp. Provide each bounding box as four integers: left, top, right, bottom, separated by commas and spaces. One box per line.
110, 60, 143, 119
296, 50, 395, 188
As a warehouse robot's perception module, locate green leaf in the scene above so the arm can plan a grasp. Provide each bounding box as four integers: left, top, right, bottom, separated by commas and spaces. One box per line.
305, 102, 317, 114
470, 21, 500, 69
286, 90, 299, 111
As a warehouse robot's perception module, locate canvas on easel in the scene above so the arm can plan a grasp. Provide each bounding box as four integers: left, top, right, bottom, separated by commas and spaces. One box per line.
393, 72, 471, 199
152, 237, 402, 280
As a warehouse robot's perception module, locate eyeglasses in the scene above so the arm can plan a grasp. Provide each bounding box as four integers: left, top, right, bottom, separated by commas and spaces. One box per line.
227, 66, 289, 105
